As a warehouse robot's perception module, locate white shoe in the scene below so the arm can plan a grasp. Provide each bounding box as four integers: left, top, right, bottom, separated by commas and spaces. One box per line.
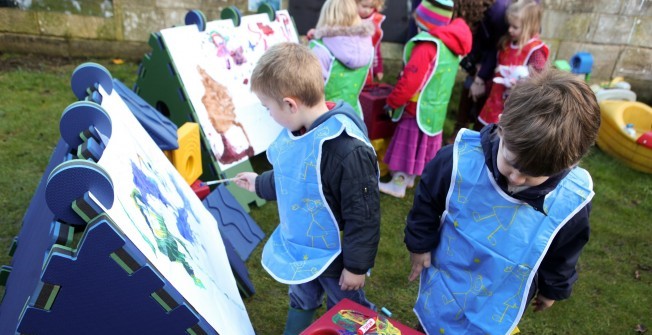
379, 172, 408, 198
406, 174, 416, 188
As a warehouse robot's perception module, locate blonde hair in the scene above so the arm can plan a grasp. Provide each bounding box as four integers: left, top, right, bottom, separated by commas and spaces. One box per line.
499, 69, 600, 176
316, 0, 361, 29
250, 42, 324, 107
355, 0, 385, 12
501, 0, 542, 50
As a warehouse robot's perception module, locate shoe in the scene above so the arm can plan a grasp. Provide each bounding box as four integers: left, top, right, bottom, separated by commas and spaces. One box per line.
283, 307, 317, 335
406, 174, 416, 188
379, 172, 408, 198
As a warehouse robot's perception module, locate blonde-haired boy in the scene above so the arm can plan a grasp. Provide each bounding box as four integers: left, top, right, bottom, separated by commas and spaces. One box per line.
236, 42, 381, 335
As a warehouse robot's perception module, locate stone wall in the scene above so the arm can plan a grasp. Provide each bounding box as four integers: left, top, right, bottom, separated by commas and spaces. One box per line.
0, 0, 258, 60
0, 0, 650, 102
541, 0, 652, 102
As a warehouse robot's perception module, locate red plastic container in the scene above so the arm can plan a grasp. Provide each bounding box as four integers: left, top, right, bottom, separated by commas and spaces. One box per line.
360, 83, 396, 140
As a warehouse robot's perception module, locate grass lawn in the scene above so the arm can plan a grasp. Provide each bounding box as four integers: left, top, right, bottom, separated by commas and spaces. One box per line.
1, 54, 650, 334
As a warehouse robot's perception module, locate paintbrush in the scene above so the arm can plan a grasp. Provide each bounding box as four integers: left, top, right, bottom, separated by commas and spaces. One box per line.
204, 177, 238, 186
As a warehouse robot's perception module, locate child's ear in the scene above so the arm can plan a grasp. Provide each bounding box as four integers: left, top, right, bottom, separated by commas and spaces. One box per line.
283, 97, 300, 113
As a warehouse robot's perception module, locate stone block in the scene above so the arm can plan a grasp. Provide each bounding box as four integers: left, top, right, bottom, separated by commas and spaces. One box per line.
620, 0, 652, 16
542, 38, 561, 61
36, 11, 68, 36
0, 8, 39, 34
541, 11, 595, 43
68, 38, 149, 60
120, 0, 158, 9
614, 47, 652, 81
36, 12, 116, 40
0, 33, 70, 57
556, 41, 622, 80
122, 8, 168, 42
157, 0, 202, 9
626, 78, 652, 105
630, 19, 652, 48
591, 14, 637, 45
542, 0, 566, 11
162, 9, 188, 28
566, 0, 623, 14
543, 0, 623, 13
202, 9, 224, 21
201, 0, 232, 6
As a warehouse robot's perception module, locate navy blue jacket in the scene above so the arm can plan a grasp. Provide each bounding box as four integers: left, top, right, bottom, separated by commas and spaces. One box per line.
405, 125, 591, 301
255, 101, 381, 277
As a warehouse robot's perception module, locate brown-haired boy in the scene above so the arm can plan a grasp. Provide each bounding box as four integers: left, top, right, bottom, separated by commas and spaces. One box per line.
234, 42, 380, 335
405, 69, 600, 334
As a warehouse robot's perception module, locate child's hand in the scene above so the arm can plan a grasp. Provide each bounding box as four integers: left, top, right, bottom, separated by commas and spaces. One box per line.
339, 269, 366, 291
408, 252, 431, 282
233, 172, 258, 193
383, 104, 394, 118
469, 76, 486, 102
376, 72, 384, 81
306, 28, 316, 40
531, 294, 555, 312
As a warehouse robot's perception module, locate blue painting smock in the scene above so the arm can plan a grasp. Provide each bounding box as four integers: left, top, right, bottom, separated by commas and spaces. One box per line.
262, 114, 373, 284
415, 129, 594, 334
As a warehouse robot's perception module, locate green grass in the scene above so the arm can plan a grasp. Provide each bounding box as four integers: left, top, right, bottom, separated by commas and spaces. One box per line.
1, 54, 651, 334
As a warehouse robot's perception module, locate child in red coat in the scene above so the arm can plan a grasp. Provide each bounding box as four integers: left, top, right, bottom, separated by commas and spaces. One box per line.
380, 0, 472, 198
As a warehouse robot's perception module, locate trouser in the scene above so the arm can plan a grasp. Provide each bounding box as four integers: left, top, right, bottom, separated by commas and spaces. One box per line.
288, 276, 374, 311
450, 76, 488, 141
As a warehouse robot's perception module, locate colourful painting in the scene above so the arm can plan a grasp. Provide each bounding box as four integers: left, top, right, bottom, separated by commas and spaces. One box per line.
159, 10, 299, 170
95, 85, 254, 334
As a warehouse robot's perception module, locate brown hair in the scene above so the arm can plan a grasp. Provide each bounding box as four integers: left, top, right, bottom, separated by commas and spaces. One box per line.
500, 0, 542, 51
250, 42, 324, 107
498, 69, 601, 176
453, 0, 496, 30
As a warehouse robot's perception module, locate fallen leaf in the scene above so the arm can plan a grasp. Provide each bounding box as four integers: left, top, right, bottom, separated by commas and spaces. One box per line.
112, 58, 125, 65
635, 324, 647, 333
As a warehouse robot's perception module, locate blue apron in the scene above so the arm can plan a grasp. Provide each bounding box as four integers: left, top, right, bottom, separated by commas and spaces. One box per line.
262, 114, 373, 284
415, 129, 594, 334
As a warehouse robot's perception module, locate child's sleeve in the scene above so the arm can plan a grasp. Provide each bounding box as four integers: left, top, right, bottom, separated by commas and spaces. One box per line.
386, 42, 438, 109
338, 144, 381, 274
254, 170, 277, 201
404, 145, 452, 253
536, 203, 591, 300
527, 48, 548, 73
310, 44, 333, 81
373, 43, 383, 77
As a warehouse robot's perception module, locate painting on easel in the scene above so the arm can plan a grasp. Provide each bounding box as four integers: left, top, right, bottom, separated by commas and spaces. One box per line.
160, 10, 299, 170
97, 85, 254, 334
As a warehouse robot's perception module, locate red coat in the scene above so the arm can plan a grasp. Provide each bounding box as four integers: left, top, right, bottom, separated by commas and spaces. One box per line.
387, 18, 472, 116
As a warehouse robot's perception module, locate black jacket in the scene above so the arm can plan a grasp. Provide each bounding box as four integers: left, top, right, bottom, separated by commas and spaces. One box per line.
405, 125, 591, 301
255, 101, 381, 277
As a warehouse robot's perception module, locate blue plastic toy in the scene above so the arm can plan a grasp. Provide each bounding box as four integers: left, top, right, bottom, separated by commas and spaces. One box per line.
570, 52, 594, 81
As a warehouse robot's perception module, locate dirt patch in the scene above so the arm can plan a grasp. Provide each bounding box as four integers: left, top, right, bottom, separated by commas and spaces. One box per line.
0, 52, 84, 72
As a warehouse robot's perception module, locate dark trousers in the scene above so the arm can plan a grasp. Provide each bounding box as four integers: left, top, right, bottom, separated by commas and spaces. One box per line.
449, 76, 489, 143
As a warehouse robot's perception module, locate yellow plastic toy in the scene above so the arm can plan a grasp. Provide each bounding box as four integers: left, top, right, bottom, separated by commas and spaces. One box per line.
165, 122, 203, 184
596, 100, 652, 174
